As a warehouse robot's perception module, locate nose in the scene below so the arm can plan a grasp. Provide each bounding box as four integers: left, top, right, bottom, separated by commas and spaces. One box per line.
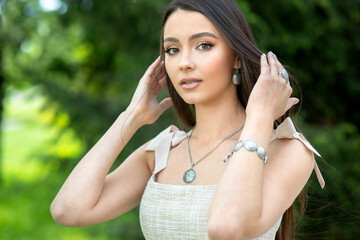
179, 52, 195, 71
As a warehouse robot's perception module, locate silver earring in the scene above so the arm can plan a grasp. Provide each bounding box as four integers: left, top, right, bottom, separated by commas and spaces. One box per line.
232, 69, 241, 85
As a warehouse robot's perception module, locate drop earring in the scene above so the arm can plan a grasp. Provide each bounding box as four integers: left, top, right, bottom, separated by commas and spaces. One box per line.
232, 69, 241, 85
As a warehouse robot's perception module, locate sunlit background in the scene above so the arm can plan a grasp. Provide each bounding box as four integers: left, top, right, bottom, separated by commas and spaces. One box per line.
0, 0, 359, 239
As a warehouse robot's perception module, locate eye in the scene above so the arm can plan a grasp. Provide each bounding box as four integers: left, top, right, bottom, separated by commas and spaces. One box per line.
197, 43, 214, 50
165, 47, 179, 55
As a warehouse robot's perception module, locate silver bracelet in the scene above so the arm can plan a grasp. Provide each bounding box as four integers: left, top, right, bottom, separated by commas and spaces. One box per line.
224, 140, 268, 164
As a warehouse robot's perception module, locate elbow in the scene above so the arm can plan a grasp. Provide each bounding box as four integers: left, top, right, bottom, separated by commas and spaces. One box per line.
208, 220, 240, 240
50, 202, 66, 225
207, 216, 259, 240
50, 201, 81, 227
50, 201, 71, 226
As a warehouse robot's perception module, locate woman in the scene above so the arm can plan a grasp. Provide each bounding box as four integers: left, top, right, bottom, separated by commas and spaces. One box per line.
50, 0, 325, 239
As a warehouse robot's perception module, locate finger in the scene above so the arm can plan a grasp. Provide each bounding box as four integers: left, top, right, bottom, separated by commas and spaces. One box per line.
274, 54, 283, 70
270, 53, 290, 85
153, 76, 168, 95
270, 52, 281, 69
153, 60, 164, 77
267, 51, 279, 76
158, 97, 172, 114
149, 61, 165, 88
155, 61, 166, 80
260, 53, 269, 75
272, 54, 287, 82
145, 56, 161, 77
158, 75, 168, 89
285, 97, 299, 112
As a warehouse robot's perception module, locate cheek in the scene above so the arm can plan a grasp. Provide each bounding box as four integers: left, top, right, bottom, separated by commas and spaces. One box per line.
199, 50, 234, 79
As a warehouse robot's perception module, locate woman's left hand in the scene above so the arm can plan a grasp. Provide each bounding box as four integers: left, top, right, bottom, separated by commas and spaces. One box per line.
245, 52, 299, 122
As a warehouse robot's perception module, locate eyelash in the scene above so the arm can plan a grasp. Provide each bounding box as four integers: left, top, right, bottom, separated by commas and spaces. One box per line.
197, 42, 214, 50
165, 48, 179, 55
165, 42, 214, 55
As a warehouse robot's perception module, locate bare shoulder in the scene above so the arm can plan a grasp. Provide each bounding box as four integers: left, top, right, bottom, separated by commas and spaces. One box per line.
267, 137, 314, 172
107, 137, 156, 189
121, 137, 155, 175
141, 139, 156, 174
263, 138, 315, 208
139, 124, 184, 173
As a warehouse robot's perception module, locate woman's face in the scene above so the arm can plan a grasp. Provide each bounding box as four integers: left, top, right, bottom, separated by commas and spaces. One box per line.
163, 9, 238, 105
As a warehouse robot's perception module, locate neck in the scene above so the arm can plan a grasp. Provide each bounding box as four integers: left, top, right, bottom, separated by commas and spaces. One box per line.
192, 97, 246, 141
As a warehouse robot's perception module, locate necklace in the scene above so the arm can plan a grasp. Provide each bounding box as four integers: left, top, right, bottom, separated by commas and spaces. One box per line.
183, 125, 244, 183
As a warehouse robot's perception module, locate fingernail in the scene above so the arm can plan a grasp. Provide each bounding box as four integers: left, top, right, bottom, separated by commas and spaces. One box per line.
294, 98, 300, 105
262, 53, 266, 58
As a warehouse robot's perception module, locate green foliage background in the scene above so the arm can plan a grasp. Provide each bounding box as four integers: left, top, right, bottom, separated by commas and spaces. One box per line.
0, 0, 359, 239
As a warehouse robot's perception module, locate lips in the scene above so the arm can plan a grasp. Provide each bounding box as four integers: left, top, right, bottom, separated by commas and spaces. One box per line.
182, 80, 201, 84
180, 78, 202, 85
180, 78, 202, 90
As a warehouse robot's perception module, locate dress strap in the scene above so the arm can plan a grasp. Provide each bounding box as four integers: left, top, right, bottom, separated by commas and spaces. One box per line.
145, 125, 188, 175
271, 117, 325, 189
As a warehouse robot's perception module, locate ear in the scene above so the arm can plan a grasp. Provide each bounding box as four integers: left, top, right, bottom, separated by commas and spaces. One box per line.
233, 56, 241, 69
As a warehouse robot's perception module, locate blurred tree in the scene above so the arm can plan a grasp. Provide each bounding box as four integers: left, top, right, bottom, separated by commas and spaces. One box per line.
241, 0, 360, 126
2, 0, 172, 154
0, 36, 3, 185
0, 0, 7, 185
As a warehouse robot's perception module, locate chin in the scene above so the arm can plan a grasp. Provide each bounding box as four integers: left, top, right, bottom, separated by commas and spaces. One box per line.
175, 89, 218, 106
182, 98, 196, 105
177, 92, 203, 104
181, 96, 208, 106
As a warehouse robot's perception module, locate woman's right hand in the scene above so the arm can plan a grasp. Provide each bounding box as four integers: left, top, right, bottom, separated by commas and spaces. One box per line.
127, 56, 172, 125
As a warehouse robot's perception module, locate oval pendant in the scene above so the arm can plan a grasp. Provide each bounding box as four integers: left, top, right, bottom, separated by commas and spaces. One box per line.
183, 168, 196, 183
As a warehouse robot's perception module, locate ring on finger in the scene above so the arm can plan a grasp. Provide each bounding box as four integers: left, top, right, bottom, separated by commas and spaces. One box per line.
279, 68, 289, 83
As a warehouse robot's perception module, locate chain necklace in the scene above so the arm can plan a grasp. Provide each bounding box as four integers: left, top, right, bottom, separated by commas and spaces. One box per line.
183, 125, 244, 183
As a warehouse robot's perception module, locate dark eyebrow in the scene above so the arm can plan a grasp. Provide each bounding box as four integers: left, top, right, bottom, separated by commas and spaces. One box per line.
164, 37, 179, 43
189, 32, 218, 41
164, 32, 218, 43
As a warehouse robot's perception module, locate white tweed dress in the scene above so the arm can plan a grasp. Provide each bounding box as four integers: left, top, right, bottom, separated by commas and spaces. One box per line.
139, 117, 325, 240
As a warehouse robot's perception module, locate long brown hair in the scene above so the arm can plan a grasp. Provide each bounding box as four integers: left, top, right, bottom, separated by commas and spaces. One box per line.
160, 0, 304, 239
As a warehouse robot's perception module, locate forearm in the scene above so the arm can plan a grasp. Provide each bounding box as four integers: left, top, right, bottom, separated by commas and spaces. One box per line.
208, 114, 273, 238
51, 107, 142, 215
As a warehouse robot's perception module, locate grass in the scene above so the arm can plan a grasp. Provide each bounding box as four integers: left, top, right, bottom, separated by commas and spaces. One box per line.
0, 90, 143, 240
